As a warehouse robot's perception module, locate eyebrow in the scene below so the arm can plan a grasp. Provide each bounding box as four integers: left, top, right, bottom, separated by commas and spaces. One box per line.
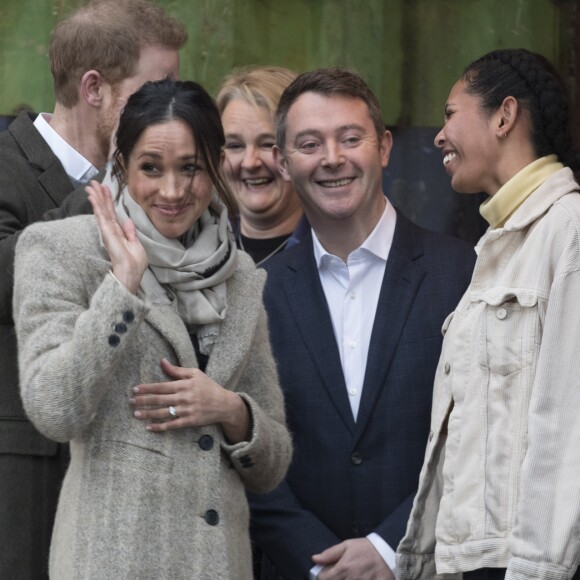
292, 124, 367, 142
224, 131, 275, 140
137, 152, 196, 161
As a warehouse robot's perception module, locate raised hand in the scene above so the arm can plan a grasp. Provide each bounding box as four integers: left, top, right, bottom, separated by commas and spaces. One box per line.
86, 180, 147, 294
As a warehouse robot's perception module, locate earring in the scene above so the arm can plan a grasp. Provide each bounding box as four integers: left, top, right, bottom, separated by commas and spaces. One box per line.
500, 131, 507, 139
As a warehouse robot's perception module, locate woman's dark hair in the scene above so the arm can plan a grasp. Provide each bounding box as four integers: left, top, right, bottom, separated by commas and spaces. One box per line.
462, 48, 580, 173
112, 78, 236, 215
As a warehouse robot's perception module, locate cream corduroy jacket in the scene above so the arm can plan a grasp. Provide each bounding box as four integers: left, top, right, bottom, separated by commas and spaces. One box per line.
397, 168, 580, 580
13, 215, 292, 580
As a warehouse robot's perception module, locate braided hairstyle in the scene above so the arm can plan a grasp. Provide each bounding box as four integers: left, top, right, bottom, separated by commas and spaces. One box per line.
462, 48, 580, 174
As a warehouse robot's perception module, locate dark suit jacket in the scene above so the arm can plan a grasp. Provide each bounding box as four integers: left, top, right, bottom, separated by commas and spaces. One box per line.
0, 112, 81, 580
248, 211, 476, 579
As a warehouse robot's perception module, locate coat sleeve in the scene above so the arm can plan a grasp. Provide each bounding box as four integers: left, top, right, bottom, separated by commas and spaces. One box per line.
506, 267, 580, 580
0, 162, 29, 325
13, 223, 149, 442
248, 481, 343, 578
220, 306, 293, 494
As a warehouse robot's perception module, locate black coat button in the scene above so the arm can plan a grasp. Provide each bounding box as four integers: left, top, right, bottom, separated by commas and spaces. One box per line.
198, 435, 214, 451
204, 509, 219, 526
123, 311, 135, 323
114, 323, 128, 334
350, 452, 363, 466
108, 334, 120, 347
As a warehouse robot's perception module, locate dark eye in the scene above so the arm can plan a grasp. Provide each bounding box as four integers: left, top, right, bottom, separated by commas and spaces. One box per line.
298, 141, 318, 153
224, 142, 243, 152
140, 163, 159, 174
343, 136, 361, 146
183, 163, 203, 174
261, 141, 275, 150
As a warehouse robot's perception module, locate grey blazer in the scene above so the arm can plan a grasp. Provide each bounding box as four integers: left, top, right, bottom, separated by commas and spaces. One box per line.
13, 216, 292, 580
0, 112, 74, 579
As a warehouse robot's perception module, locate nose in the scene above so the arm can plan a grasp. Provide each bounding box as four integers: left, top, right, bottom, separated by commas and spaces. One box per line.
241, 146, 262, 170
160, 172, 185, 201
434, 127, 445, 149
321, 141, 344, 168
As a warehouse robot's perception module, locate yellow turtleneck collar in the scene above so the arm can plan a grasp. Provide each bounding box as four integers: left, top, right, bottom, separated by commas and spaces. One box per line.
480, 155, 563, 228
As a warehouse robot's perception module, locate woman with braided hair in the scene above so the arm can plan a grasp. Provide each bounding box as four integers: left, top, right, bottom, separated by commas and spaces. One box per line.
397, 48, 580, 579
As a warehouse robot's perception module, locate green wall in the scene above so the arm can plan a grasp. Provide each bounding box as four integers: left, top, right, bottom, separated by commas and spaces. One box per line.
0, 0, 573, 126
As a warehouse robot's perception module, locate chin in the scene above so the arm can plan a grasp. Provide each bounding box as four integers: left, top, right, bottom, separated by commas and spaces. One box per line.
451, 177, 471, 194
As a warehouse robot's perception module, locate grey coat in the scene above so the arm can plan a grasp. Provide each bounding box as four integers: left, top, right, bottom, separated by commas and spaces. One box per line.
13, 215, 292, 580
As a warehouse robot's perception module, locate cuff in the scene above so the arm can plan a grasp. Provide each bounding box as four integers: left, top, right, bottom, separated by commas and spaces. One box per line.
368, 532, 396, 572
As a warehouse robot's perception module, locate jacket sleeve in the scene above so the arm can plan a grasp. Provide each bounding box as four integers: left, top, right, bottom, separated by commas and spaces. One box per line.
42, 182, 93, 221
248, 482, 342, 579
221, 306, 293, 494
0, 163, 28, 325
13, 223, 149, 442
506, 268, 580, 580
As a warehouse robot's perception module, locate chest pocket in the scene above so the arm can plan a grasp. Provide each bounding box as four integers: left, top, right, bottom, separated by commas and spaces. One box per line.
476, 288, 541, 376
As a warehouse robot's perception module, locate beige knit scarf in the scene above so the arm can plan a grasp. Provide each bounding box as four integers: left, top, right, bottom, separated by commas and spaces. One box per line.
102, 166, 238, 355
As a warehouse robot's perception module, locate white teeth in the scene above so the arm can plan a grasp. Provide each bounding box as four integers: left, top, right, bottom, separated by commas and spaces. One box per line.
443, 152, 457, 167
245, 178, 271, 186
319, 178, 353, 187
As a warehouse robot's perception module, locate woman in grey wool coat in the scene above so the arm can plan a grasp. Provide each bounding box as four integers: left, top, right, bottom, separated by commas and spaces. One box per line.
12, 78, 292, 579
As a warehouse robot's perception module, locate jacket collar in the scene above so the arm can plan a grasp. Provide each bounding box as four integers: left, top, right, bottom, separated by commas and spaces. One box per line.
502, 167, 579, 232
144, 253, 264, 389
278, 210, 427, 437
9, 112, 75, 206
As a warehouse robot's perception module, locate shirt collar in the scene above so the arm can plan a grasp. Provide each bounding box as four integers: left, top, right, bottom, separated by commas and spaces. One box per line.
479, 154, 563, 229
313, 197, 396, 268
34, 113, 99, 184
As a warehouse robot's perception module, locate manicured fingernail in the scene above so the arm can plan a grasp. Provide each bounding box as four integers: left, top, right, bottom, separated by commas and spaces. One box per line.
133, 387, 140, 393
128, 398, 135, 405
134, 411, 142, 418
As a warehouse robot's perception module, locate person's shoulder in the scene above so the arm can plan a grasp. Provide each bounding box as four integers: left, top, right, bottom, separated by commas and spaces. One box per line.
20, 214, 98, 249
233, 248, 268, 287
0, 114, 46, 181
422, 226, 474, 255
262, 239, 309, 275
0, 112, 34, 150
398, 212, 475, 259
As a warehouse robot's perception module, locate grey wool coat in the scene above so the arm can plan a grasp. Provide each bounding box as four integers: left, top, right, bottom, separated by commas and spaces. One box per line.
13, 215, 292, 580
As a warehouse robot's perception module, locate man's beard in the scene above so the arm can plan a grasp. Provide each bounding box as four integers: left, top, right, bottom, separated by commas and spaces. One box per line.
96, 103, 118, 162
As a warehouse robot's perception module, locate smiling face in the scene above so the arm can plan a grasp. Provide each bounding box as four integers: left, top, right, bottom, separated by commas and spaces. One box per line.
276, 92, 391, 230
221, 99, 300, 227
125, 119, 214, 239
435, 79, 502, 195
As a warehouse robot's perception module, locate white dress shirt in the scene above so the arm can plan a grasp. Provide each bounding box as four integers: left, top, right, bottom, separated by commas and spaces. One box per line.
310, 199, 398, 576
34, 113, 99, 185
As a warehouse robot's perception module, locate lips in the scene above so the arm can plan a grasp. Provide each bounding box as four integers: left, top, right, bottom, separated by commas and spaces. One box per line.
243, 177, 274, 189
155, 204, 190, 217
317, 177, 355, 188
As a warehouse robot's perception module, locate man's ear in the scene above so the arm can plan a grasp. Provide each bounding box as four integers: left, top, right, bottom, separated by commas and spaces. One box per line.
80, 70, 105, 108
379, 129, 393, 168
273, 145, 292, 182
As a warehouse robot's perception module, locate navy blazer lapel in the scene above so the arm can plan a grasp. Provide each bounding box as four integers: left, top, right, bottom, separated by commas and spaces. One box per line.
10, 112, 74, 207
355, 212, 426, 436
282, 238, 356, 434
